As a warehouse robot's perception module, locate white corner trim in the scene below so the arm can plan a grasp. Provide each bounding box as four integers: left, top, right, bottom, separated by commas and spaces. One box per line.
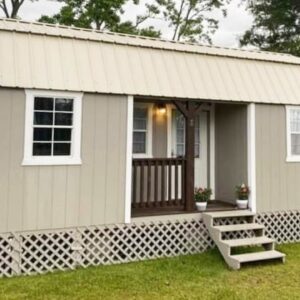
209, 104, 216, 199
247, 103, 256, 213
23, 89, 83, 166
125, 95, 133, 223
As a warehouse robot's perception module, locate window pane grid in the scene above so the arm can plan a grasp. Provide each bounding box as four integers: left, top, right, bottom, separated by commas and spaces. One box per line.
32, 97, 74, 157
133, 107, 148, 155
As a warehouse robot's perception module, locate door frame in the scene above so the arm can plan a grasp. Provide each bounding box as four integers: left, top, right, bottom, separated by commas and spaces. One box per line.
166, 103, 216, 199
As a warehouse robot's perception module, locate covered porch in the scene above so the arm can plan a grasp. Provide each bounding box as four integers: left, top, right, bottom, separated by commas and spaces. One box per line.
131, 97, 251, 217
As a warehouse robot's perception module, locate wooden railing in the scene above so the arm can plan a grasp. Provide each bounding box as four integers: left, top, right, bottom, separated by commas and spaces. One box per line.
132, 158, 186, 214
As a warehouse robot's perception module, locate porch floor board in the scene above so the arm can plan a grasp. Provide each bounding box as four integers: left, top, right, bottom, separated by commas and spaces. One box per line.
132, 200, 237, 217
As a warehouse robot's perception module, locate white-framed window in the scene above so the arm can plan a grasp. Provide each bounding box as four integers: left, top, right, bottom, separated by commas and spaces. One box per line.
22, 90, 83, 166
132, 103, 152, 158
286, 106, 300, 162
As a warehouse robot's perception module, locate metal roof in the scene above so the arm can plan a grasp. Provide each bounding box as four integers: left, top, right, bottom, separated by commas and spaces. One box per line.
1, 18, 300, 104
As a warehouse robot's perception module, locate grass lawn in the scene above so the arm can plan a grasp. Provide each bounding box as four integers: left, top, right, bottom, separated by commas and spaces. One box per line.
0, 244, 299, 300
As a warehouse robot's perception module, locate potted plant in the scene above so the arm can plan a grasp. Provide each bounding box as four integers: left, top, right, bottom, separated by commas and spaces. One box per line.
194, 187, 212, 211
235, 183, 250, 209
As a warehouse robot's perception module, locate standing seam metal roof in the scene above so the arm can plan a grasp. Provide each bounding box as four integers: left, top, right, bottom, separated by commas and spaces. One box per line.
1, 18, 300, 104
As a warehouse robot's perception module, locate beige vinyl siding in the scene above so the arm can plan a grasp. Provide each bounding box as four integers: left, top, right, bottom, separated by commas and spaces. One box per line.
255, 104, 300, 212
215, 104, 248, 203
0, 88, 128, 233
152, 110, 168, 157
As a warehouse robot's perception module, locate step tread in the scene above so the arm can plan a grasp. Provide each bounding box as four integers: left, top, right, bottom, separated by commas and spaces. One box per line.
231, 250, 285, 263
221, 236, 274, 247
203, 210, 255, 219
214, 223, 264, 232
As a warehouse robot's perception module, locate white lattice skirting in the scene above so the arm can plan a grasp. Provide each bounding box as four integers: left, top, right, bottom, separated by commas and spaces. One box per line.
0, 210, 299, 277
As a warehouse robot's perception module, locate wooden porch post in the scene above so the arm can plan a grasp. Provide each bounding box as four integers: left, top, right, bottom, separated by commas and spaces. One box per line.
173, 100, 204, 212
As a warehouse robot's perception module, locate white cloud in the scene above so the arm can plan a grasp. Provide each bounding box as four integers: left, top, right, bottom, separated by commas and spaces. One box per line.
1, 0, 253, 48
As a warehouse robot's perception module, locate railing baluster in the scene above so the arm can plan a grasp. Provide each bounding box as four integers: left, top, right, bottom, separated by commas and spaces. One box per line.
175, 159, 178, 206
132, 161, 137, 208
181, 159, 185, 206
140, 160, 144, 208
147, 160, 151, 208
132, 158, 186, 214
168, 159, 172, 205
161, 160, 165, 207
154, 160, 158, 207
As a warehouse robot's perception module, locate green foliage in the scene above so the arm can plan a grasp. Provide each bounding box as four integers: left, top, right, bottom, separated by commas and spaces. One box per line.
241, 0, 300, 56
235, 183, 250, 200
38, 0, 229, 42
0, 0, 36, 18
38, 0, 161, 38
152, 0, 230, 43
0, 243, 299, 299
194, 187, 212, 202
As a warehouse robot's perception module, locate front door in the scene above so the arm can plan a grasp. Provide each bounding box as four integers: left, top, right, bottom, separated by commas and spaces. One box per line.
171, 108, 209, 189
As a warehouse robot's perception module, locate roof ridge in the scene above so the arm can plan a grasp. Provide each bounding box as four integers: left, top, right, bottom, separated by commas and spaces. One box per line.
0, 17, 299, 65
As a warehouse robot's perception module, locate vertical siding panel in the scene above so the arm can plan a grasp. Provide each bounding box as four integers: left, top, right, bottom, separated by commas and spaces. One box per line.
51, 167, 68, 228
65, 166, 81, 227
7, 90, 24, 231
78, 94, 95, 226
105, 97, 122, 224
260, 106, 271, 212
215, 104, 247, 202
23, 168, 39, 230
255, 104, 300, 212
117, 98, 127, 223
37, 167, 53, 229
91, 95, 108, 224
0, 89, 128, 233
0, 89, 12, 232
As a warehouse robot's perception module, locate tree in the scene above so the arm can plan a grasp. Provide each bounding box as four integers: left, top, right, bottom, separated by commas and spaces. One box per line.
151, 0, 230, 43
0, 0, 30, 18
39, 0, 161, 37
240, 0, 300, 56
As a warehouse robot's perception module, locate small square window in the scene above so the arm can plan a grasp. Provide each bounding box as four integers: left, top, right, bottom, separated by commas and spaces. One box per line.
23, 90, 82, 166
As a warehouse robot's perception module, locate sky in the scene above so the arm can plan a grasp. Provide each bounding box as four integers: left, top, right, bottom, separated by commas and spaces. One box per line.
8, 0, 253, 48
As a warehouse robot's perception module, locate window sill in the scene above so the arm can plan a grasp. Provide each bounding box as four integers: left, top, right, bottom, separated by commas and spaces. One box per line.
286, 156, 300, 163
22, 157, 82, 166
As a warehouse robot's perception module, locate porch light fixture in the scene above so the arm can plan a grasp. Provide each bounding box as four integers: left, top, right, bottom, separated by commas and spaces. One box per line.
156, 103, 167, 115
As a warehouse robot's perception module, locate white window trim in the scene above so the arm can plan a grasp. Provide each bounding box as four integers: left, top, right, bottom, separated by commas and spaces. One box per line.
22, 89, 83, 166
286, 105, 300, 162
132, 103, 153, 159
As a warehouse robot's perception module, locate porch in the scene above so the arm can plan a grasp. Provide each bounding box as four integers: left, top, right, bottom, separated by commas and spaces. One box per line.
131, 98, 250, 217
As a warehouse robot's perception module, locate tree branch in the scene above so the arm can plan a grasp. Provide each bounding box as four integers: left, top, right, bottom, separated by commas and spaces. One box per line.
0, 0, 10, 18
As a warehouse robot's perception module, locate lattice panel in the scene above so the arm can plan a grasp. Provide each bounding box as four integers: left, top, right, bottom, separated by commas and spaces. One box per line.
256, 211, 300, 244
20, 230, 75, 275
0, 210, 299, 277
0, 234, 13, 277
79, 220, 214, 267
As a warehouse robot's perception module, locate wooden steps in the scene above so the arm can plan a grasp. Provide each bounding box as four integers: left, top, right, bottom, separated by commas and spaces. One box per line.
202, 210, 285, 270
231, 250, 285, 264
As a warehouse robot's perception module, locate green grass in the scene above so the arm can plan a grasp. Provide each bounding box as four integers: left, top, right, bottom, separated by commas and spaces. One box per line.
0, 244, 300, 300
